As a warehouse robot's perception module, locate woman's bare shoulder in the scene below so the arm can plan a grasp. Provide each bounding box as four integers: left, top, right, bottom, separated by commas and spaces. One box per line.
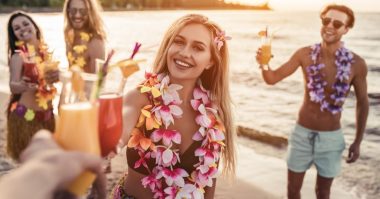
124, 87, 150, 108
9, 53, 23, 69
88, 37, 105, 48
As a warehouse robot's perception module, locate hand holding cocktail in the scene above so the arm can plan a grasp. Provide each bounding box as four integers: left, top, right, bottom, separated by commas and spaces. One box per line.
42, 53, 60, 85
54, 66, 100, 196
256, 27, 273, 70
97, 55, 141, 157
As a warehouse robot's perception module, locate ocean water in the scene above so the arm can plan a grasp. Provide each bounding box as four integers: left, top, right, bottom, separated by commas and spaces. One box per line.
0, 10, 379, 198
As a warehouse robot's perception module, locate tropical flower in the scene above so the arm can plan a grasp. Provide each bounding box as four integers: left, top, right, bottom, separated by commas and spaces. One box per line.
151, 129, 181, 146
177, 184, 205, 199
214, 30, 232, 51
195, 147, 216, 166
134, 151, 151, 170
153, 147, 179, 167
193, 85, 210, 105
75, 56, 86, 68
24, 109, 35, 121
141, 168, 161, 191
163, 186, 177, 199
158, 168, 189, 187
137, 105, 162, 130
160, 75, 182, 105
127, 128, 155, 151
195, 110, 216, 128
73, 45, 87, 54
80, 32, 91, 42
153, 104, 182, 128
193, 167, 218, 187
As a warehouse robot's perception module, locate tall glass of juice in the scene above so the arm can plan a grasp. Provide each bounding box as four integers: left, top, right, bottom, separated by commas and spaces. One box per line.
260, 33, 272, 66
98, 65, 124, 157
54, 68, 100, 196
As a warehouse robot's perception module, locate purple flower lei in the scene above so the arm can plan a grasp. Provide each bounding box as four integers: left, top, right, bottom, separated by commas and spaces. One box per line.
306, 43, 354, 114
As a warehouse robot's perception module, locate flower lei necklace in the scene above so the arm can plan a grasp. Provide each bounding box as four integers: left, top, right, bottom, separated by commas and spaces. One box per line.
306, 43, 354, 114
14, 41, 57, 114
67, 31, 92, 69
120, 73, 225, 199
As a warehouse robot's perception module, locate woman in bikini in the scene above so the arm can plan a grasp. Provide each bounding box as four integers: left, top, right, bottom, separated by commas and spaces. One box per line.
113, 14, 236, 199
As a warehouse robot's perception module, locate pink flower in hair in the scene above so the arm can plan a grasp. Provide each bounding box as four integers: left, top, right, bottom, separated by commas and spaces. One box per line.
214, 30, 232, 51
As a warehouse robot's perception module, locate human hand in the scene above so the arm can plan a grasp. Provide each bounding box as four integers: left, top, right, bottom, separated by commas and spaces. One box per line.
255, 48, 273, 68
346, 141, 360, 163
44, 69, 60, 84
256, 47, 263, 65
22, 76, 39, 91
0, 130, 106, 199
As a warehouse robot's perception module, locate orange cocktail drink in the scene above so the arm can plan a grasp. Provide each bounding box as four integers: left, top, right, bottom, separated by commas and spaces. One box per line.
55, 67, 100, 196
261, 36, 272, 65
55, 101, 100, 195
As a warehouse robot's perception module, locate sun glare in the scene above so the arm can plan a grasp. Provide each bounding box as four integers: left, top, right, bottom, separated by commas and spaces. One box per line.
226, 0, 380, 12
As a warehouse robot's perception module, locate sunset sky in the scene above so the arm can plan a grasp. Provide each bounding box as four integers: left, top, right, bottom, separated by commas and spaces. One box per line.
227, 0, 380, 12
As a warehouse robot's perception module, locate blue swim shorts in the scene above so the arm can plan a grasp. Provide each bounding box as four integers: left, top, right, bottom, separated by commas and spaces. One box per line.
287, 124, 345, 178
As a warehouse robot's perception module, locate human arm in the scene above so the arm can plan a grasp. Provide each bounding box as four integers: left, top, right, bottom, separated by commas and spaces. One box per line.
9, 54, 38, 93
0, 130, 106, 199
347, 57, 369, 163
256, 47, 305, 85
87, 38, 105, 74
44, 68, 60, 84
204, 179, 217, 199
117, 88, 150, 149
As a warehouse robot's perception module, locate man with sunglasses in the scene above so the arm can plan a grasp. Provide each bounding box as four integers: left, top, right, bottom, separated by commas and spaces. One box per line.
63, 0, 106, 73
256, 4, 368, 199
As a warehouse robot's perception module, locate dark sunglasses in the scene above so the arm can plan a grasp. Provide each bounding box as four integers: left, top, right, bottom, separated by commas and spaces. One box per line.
68, 8, 88, 16
321, 17, 346, 29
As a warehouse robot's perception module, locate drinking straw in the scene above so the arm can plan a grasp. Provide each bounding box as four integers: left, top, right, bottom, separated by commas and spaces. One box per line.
90, 50, 115, 102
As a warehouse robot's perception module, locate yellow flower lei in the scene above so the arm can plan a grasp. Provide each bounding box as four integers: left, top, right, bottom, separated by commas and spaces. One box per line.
16, 41, 58, 110
67, 31, 92, 69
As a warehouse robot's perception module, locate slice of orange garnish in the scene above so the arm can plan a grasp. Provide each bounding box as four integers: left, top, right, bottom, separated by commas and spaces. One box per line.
113, 59, 140, 79
258, 30, 267, 37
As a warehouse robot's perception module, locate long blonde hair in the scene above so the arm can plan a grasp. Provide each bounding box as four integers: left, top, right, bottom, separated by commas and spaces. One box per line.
63, 0, 106, 44
153, 14, 236, 176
